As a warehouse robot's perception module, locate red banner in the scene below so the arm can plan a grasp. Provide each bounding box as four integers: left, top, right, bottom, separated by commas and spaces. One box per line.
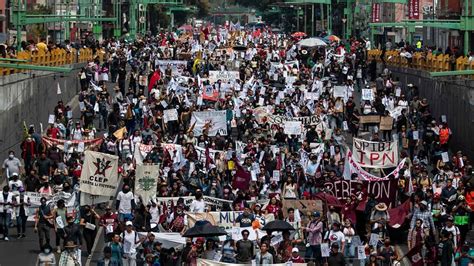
42, 136, 103, 152
408, 0, 420, 19
372, 3, 381, 22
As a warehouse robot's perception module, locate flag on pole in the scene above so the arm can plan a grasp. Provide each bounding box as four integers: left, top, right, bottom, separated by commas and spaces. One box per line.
113, 127, 128, 140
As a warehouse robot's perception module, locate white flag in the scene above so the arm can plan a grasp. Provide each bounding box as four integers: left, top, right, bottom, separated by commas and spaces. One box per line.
135, 164, 160, 205
79, 151, 119, 196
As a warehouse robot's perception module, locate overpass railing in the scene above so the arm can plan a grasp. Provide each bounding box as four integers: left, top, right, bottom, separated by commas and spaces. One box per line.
0, 48, 105, 76
368, 50, 474, 77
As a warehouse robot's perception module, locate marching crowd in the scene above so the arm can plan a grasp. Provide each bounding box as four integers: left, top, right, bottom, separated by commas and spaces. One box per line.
1, 24, 474, 266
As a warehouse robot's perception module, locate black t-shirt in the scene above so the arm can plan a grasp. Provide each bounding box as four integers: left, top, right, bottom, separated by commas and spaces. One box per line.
36, 158, 52, 176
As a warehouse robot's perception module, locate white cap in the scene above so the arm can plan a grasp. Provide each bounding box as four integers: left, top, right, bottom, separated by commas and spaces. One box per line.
125, 221, 133, 226
292, 247, 299, 253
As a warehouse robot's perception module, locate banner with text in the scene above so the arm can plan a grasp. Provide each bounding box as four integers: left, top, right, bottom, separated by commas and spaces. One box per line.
79, 151, 119, 196
191, 110, 228, 136
208, 71, 240, 83
135, 164, 160, 205
352, 138, 398, 168
187, 211, 274, 229
343, 150, 406, 181
324, 178, 398, 207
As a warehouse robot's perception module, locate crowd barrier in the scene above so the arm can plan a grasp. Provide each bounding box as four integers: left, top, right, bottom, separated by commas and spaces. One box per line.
0, 48, 105, 76
368, 50, 474, 78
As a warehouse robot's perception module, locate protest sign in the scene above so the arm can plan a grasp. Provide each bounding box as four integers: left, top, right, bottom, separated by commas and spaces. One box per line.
208, 71, 240, 83
195, 146, 225, 165
321, 243, 330, 257
333, 86, 346, 99
155, 196, 269, 214
48, 114, 55, 124
282, 199, 323, 215
163, 109, 178, 123
155, 60, 187, 75
191, 110, 228, 136
135, 164, 160, 205
284, 121, 302, 135
362, 88, 374, 101
343, 150, 406, 181
359, 115, 381, 124
202, 85, 219, 101
379, 116, 394, 131
352, 138, 398, 168
324, 178, 398, 208
79, 151, 119, 196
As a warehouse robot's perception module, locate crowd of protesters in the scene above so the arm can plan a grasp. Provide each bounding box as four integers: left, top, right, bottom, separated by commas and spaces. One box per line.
1, 23, 474, 266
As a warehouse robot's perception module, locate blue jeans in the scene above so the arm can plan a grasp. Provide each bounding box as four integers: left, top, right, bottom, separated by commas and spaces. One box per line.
118, 213, 133, 222
0, 213, 12, 237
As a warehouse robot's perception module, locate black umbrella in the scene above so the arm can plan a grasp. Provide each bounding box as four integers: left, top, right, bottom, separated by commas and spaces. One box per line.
182, 222, 228, 238
261, 220, 295, 232
233, 45, 247, 51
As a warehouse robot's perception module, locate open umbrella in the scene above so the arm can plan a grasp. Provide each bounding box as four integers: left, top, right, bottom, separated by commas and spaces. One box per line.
298, 37, 327, 47
325, 35, 341, 42
262, 220, 295, 232
291, 32, 307, 38
178, 24, 193, 32
182, 222, 228, 238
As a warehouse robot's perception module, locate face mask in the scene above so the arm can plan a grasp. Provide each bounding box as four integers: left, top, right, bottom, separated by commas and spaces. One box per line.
9, 154, 14, 159
44, 249, 51, 253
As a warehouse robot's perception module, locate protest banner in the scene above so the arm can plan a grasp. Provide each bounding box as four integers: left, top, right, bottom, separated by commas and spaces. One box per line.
26, 191, 77, 220
163, 109, 179, 123
343, 150, 406, 181
79, 192, 110, 206
42, 136, 103, 153
155, 60, 187, 75
187, 211, 275, 229
359, 115, 381, 124
283, 121, 302, 135
379, 116, 394, 131
135, 164, 160, 205
191, 110, 227, 136
208, 71, 240, 83
282, 199, 323, 215
79, 151, 119, 196
154, 196, 269, 214
197, 258, 308, 266
352, 138, 398, 168
324, 178, 398, 208
195, 146, 225, 165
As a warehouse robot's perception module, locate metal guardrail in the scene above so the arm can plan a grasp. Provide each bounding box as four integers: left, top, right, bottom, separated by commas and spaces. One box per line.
0, 48, 104, 76
368, 50, 474, 78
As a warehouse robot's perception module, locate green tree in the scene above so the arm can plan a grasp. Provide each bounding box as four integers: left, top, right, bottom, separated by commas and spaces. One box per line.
185, 0, 210, 17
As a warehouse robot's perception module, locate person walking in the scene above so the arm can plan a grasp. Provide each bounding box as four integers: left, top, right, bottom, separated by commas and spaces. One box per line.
255, 242, 273, 265
58, 241, 81, 266
80, 205, 100, 259
0, 185, 13, 240
36, 244, 56, 266
121, 221, 145, 266
236, 229, 254, 264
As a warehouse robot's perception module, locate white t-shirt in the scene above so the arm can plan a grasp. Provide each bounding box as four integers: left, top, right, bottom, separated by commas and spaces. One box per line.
443, 225, 460, 249
117, 191, 134, 214
326, 230, 345, 250
190, 199, 206, 212
122, 230, 138, 254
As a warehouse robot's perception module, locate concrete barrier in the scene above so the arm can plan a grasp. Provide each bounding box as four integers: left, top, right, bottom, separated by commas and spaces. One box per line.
0, 64, 83, 156
389, 66, 474, 159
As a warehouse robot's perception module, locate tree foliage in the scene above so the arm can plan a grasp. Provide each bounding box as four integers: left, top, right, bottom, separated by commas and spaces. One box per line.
185, 0, 211, 17
234, 0, 282, 10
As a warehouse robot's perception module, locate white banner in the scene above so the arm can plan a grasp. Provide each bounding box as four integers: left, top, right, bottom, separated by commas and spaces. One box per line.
343, 150, 406, 181
284, 121, 302, 135
208, 71, 240, 83
155, 60, 187, 75
79, 151, 119, 196
163, 109, 179, 123
154, 196, 268, 214
195, 146, 226, 165
352, 138, 398, 168
191, 110, 227, 136
135, 164, 160, 205
186, 211, 274, 229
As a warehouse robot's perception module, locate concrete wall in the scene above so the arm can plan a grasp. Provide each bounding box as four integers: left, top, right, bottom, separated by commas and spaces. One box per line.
389, 66, 474, 159
0, 64, 82, 157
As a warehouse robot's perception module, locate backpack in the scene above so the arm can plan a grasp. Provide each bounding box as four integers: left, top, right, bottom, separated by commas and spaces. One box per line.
121, 231, 138, 245
171, 214, 185, 232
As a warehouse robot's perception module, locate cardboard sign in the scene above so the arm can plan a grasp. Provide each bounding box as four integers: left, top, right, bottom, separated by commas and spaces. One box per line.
48, 114, 55, 124
359, 115, 381, 124
321, 243, 330, 257
379, 116, 394, 131
352, 138, 398, 168
441, 152, 450, 163
282, 199, 323, 215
